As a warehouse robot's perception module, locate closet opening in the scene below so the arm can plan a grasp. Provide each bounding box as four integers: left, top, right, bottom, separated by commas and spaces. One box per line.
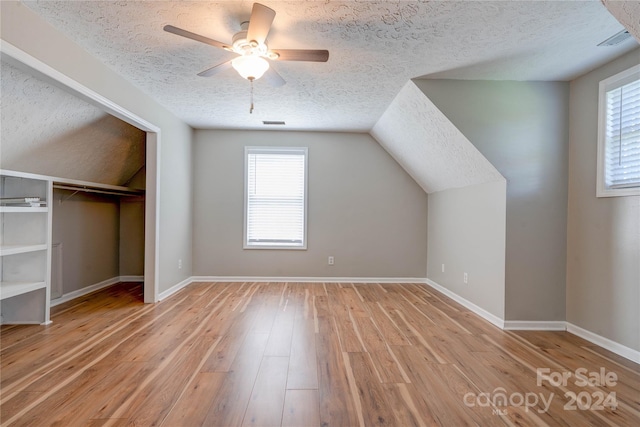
1, 43, 161, 308
50, 168, 147, 306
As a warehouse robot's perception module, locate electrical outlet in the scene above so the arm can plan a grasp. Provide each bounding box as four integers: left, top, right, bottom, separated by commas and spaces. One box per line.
442, 263, 445, 273
328, 256, 334, 265
178, 259, 182, 269
464, 272, 468, 284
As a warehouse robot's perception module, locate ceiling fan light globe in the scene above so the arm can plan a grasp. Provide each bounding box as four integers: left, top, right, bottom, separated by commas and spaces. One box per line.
232, 55, 269, 80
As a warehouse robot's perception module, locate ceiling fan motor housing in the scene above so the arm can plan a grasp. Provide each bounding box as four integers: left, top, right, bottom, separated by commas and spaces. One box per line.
233, 32, 264, 54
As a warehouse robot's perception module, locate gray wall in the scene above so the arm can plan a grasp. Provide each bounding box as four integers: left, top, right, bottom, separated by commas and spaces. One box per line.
193, 130, 428, 278
427, 181, 506, 319
52, 190, 145, 295
120, 167, 146, 276
2, 1, 193, 293
415, 80, 570, 321
567, 48, 640, 352
120, 197, 145, 277
53, 190, 120, 294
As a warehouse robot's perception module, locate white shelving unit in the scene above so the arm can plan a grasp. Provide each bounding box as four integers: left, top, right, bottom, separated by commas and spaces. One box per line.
1, 170, 52, 325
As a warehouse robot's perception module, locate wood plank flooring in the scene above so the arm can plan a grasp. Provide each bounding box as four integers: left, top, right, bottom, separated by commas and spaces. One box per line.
1, 281, 639, 426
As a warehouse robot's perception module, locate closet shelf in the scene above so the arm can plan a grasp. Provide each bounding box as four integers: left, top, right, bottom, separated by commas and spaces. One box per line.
53, 179, 144, 197
0, 206, 48, 213
1, 170, 52, 324
0, 281, 47, 300
1, 197, 45, 208
0, 244, 48, 256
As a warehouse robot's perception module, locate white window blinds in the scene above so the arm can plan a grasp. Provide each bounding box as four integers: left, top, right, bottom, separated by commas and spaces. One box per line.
598, 65, 640, 197
604, 77, 640, 189
244, 147, 307, 248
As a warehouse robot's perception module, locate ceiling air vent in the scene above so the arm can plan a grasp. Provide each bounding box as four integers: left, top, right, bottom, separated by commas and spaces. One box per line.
598, 29, 632, 46
263, 121, 286, 125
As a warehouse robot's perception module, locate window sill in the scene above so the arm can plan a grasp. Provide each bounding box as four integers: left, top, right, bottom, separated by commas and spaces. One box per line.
596, 187, 640, 198
243, 245, 307, 250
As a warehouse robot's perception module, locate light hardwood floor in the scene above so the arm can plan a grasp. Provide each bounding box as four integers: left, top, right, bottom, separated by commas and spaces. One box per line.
1, 281, 638, 426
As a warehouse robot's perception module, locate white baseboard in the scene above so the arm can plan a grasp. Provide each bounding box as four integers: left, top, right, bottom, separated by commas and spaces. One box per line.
566, 322, 640, 364
190, 276, 427, 284
51, 276, 120, 307
503, 321, 639, 363
50, 275, 144, 307
503, 321, 567, 331
158, 277, 193, 301
425, 278, 505, 329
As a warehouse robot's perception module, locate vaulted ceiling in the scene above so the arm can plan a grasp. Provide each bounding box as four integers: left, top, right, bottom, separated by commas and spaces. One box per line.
22, 0, 638, 131
2, 1, 638, 191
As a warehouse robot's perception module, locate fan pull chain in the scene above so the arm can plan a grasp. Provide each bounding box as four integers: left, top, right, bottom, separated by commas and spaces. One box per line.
249, 77, 255, 114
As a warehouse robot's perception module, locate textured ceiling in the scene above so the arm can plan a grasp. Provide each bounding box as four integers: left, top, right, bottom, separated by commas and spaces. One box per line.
371, 81, 504, 193
602, 0, 640, 41
22, 0, 638, 132
0, 62, 145, 186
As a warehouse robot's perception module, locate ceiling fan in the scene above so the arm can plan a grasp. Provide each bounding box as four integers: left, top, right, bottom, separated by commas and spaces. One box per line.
164, 2, 329, 87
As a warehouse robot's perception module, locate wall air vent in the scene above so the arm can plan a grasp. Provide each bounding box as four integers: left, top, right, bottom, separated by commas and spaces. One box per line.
263, 121, 286, 125
598, 29, 632, 46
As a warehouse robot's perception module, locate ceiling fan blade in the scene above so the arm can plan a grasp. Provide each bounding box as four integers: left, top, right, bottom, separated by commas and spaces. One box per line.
164, 25, 230, 50
246, 3, 275, 45
262, 67, 286, 87
271, 49, 329, 62
197, 60, 233, 77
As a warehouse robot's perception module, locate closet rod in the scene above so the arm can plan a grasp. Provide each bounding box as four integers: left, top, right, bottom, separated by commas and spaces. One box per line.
53, 184, 144, 197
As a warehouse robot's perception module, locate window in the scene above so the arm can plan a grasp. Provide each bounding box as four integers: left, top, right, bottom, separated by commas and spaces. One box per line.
597, 64, 640, 197
244, 147, 308, 249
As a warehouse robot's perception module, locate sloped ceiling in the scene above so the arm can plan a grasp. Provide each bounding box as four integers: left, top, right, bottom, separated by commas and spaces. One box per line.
21, 0, 637, 131
371, 81, 504, 194
602, 0, 640, 40
0, 62, 145, 186
2, 1, 637, 194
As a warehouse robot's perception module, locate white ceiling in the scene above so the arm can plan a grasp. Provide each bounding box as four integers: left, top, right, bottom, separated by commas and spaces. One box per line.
23, 0, 638, 132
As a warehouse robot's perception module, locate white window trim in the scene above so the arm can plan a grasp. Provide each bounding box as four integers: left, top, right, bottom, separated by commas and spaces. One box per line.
243, 146, 308, 250
597, 64, 640, 198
